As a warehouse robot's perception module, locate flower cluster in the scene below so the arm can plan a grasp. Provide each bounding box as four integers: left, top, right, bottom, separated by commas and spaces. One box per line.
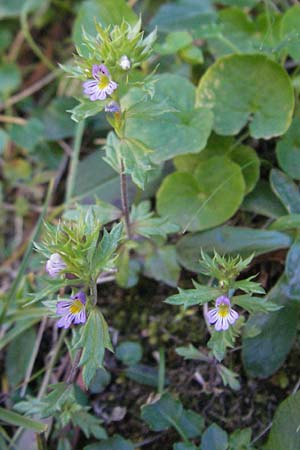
46, 253, 87, 329
62, 17, 156, 122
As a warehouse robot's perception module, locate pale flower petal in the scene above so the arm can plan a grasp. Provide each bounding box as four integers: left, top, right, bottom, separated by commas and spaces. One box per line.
56, 292, 87, 329
207, 296, 239, 332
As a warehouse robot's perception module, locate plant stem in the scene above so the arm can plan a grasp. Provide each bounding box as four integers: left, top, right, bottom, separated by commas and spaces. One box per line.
20, 10, 56, 71
120, 158, 132, 239
20, 317, 48, 397
66, 349, 82, 384
91, 281, 98, 306
158, 347, 165, 394
65, 120, 85, 203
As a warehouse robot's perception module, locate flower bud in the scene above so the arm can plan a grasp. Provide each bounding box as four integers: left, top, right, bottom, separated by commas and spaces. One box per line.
46, 253, 67, 278
119, 55, 131, 70
104, 101, 121, 113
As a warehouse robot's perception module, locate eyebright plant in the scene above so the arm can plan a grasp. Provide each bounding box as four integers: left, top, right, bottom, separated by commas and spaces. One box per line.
35, 212, 123, 386
165, 251, 280, 386
35, 17, 161, 391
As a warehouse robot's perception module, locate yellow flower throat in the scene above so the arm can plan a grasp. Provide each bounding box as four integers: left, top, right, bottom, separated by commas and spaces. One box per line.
98, 75, 110, 90
69, 299, 84, 315
218, 303, 229, 318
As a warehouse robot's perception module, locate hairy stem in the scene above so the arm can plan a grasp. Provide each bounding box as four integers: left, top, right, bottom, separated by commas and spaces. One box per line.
120, 158, 132, 239
65, 120, 85, 203
66, 349, 82, 384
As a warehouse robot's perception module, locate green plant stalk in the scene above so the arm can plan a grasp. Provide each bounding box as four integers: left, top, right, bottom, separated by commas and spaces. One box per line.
158, 347, 165, 395
0, 180, 54, 325
20, 316, 48, 397
20, 10, 56, 71
36, 433, 48, 450
65, 120, 85, 203
0, 407, 47, 433
120, 158, 132, 240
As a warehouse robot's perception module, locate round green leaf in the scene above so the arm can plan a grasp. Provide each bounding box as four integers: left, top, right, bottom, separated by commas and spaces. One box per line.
0, 0, 47, 19
0, 28, 12, 52
266, 392, 300, 450
215, 0, 259, 5
230, 145, 260, 194
0, 63, 21, 98
155, 31, 193, 55
207, 8, 258, 57
157, 156, 245, 232
115, 341, 143, 366
10, 118, 44, 152
149, 0, 215, 33
196, 54, 294, 139
281, 5, 300, 61
276, 118, 300, 180
0, 129, 9, 154
175, 135, 259, 194
125, 74, 213, 163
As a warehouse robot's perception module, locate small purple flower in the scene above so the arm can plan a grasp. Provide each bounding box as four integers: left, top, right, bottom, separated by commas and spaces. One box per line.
56, 291, 87, 329
104, 101, 121, 113
46, 253, 67, 278
207, 295, 239, 332
119, 55, 131, 70
83, 64, 118, 101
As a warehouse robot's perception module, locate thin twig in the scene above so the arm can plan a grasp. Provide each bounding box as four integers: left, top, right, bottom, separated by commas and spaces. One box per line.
292, 376, 300, 394
0, 70, 60, 112
20, 317, 48, 397
20, 9, 55, 71
58, 140, 73, 157
8, 30, 25, 62
250, 422, 273, 445
38, 328, 67, 399
0, 115, 26, 125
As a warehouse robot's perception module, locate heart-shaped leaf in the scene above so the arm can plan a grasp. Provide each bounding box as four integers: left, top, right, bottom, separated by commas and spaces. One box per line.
276, 118, 300, 180
157, 156, 245, 232
265, 392, 300, 450
196, 54, 294, 139
281, 5, 300, 61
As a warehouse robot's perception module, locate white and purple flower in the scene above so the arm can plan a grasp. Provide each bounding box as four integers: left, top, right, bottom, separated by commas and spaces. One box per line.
46, 253, 67, 278
83, 64, 118, 101
207, 295, 239, 332
56, 291, 87, 329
